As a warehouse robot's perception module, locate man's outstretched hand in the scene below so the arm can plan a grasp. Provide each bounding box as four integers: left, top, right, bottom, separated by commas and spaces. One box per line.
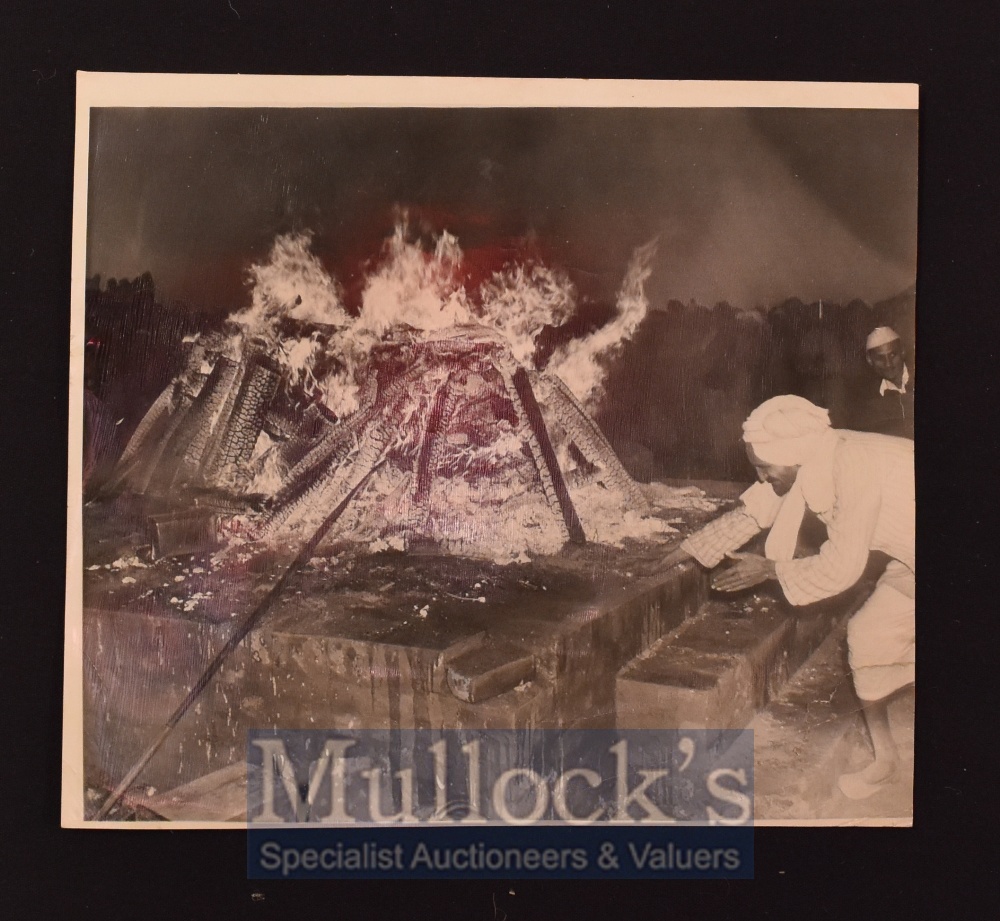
711, 552, 777, 592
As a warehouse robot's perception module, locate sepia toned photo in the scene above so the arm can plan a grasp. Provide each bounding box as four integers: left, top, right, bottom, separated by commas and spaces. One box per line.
64, 76, 917, 829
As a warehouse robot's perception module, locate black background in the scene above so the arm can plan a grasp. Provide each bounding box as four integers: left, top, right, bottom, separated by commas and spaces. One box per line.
2, 1, 997, 918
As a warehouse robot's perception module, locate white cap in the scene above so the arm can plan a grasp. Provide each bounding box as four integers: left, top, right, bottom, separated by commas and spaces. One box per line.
865, 326, 900, 350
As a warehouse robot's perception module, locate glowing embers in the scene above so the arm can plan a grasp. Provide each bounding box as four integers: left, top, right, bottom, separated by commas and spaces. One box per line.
252, 325, 650, 561
108, 225, 670, 562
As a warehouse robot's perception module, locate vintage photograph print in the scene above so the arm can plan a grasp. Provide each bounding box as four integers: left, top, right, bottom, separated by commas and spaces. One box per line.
64, 76, 917, 830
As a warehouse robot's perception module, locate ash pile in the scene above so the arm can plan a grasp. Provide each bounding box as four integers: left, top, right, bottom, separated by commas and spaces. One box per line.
102, 227, 701, 566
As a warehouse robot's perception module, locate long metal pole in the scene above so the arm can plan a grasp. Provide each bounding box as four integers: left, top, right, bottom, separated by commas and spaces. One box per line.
94, 459, 385, 820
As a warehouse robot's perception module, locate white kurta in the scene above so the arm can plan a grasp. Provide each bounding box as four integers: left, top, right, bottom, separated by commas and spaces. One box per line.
682, 430, 914, 700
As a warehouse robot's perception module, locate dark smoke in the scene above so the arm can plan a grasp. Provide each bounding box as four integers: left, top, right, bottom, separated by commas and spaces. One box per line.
87, 107, 916, 313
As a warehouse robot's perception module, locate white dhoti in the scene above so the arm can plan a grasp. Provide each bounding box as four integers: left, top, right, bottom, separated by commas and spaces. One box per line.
846, 560, 915, 701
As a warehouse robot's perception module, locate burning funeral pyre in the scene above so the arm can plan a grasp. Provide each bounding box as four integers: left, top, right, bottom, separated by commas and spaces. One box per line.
82, 226, 736, 817
107, 226, 676, 563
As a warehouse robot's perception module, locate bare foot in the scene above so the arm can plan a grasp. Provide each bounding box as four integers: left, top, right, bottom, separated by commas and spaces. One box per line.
837, 759, 899, 800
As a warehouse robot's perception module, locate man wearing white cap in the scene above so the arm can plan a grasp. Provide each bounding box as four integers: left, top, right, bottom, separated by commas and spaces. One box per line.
667, 394, 914, 800
860, 326, 913, 439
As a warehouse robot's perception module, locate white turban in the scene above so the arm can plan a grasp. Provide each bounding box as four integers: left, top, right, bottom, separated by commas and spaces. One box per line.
865, 326, 900, 350
742, 395, 831, 467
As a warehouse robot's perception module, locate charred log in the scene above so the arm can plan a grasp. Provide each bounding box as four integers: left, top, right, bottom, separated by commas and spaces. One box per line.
199, 352, 281, 487
105, 323, 654, 560
534, 372, 649, 511
147, 356, 242, 493
511, 367, 586, 544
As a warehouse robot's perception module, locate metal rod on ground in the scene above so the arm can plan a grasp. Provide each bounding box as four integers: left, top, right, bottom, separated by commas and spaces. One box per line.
94, 458, 386, 820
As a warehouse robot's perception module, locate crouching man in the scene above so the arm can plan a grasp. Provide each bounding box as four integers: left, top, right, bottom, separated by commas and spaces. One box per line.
666, 395, 914, 800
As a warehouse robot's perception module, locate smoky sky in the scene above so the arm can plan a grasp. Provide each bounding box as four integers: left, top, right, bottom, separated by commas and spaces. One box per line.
86, 106, 917, 312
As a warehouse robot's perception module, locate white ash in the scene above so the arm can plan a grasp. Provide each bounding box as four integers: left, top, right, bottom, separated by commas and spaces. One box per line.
110, 555, 149, 570
640, 483, 725, 514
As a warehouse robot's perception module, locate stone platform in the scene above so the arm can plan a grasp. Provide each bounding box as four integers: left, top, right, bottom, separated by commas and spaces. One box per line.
80, 483, 869, 816
615, 555, 885, 734
615, 587, 869, 732
81, 491, 727, 798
